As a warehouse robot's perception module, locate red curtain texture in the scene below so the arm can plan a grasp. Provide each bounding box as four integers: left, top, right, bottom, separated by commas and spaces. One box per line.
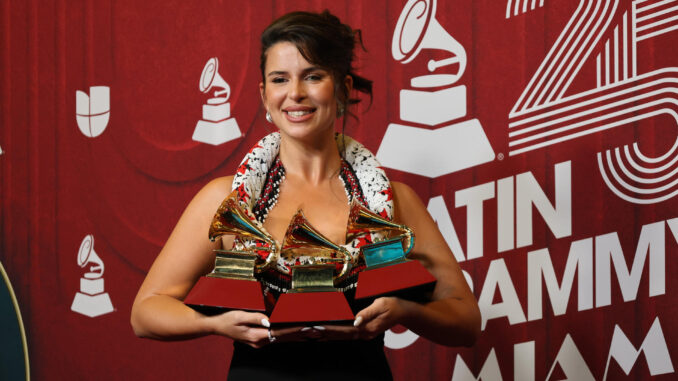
1, 0, 677, 379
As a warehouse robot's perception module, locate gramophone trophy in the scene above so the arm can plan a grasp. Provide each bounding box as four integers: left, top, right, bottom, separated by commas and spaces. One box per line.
269, 210, 355, 325
184, 191, 277, 314
347, 200, 436, 300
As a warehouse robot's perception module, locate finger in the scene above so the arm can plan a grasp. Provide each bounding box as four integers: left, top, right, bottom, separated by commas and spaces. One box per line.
355, 298, 387, 325
362, 309, 399, 337
239, 327, 269, 348
363, 314, 387, 332
262, 326, 316, 343
320, 325, 355, 333
319, 325, 360, 341
266, 327, 319, 342
234, 311, 270, 327
274, 326, 306, 336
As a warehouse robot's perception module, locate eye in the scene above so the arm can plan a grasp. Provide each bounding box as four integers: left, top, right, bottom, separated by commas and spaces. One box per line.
305, 73, 324, 81
270, 77, 287, 84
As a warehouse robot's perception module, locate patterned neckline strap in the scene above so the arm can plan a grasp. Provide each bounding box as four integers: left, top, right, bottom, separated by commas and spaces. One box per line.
251, 156, 370, 224
229, 132, 394, 291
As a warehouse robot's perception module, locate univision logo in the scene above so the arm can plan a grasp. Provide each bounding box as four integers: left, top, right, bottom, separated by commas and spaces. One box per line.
75, 86, 110, 138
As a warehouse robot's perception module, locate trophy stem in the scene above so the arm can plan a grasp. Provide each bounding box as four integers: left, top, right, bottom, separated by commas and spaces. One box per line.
290, 265, 336, 292
211, 250, 258, 280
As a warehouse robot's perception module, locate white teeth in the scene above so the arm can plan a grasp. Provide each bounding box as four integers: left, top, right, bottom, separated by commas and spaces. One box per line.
287, 110, 312, 117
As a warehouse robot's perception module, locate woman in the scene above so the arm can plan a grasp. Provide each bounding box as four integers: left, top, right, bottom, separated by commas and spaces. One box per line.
131, 10, 480, 380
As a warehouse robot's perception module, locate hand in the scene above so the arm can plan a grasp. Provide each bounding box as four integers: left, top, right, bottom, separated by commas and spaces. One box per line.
310, 297, 408, 342
353, 296, 406, 340
210, 310, 271, 348
210, 310, 335, 347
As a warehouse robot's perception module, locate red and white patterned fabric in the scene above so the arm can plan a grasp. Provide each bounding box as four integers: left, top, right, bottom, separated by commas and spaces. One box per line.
230, 132, 393, 278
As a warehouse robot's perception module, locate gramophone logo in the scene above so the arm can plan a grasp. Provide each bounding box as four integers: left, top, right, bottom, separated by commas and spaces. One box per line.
75, 86, 110, 138
70, 234, 114, 317
377, 0, 495, 178
192, 57, 242, 145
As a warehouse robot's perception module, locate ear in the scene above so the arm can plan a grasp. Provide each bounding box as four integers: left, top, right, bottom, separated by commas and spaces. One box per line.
337, 75, 353, 117
344, 75, 353, 96
259, 82, 267, 110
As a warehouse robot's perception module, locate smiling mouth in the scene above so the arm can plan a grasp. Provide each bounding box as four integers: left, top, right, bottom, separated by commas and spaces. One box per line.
284, 109, 315, 117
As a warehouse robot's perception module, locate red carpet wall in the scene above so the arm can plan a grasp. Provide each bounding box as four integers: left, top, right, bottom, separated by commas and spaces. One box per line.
2, 0, 678, 379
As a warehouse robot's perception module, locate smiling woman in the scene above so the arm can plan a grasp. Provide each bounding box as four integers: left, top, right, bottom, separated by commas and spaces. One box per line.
130, 10, 480, 381
260, 42, 342, 144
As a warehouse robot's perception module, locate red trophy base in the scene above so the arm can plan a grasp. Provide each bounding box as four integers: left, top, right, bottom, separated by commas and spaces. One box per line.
355, 260, 436, 300
184, 276, 266, 314
269, 291, 354, 326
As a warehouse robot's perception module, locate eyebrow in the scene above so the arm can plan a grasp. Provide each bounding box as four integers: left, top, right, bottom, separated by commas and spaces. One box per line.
266, 66, 325, 78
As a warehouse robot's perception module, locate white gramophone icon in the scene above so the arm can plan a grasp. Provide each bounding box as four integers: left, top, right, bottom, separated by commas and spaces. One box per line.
376, 0, 494, 178
192, 57, 242, 145
70, 234, 114, 317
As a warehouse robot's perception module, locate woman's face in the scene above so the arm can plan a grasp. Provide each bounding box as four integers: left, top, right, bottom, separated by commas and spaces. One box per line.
260, 42, 350, 142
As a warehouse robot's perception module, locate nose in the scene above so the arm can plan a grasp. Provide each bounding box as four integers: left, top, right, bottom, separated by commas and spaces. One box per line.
288, 78, 306, 102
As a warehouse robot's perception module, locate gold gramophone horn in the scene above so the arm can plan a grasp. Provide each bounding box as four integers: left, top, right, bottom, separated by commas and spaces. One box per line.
281, 209, 353, 282
209, 191, 275, 245
346, 198, 414, 256
208, 190, 278, 272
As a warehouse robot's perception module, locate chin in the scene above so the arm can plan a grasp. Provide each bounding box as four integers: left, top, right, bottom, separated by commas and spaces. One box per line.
279, 125, 335, 142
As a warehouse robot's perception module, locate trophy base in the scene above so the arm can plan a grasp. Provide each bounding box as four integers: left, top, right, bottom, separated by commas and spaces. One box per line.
192, 118, 241, 146
355, 260, 436, 301
269, 291, 354, 326
184, 276, 266, 314
71, 292, 114, 317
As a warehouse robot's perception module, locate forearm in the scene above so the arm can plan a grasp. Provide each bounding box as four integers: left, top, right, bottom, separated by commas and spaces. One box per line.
399, 296, 480, 347
130, 294, 216, 341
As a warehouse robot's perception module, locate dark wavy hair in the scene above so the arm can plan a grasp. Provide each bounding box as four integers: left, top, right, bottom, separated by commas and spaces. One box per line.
260, 10, 373, 120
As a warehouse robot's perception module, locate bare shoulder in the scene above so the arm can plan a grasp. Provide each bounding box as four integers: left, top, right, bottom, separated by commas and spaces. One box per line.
199, 175, 234, 202
390, 181, 453, 269
160, 175, 236, 261
206, 175, 234, 190
390, 181, 428, 225
185, 175, 235, 214
390, 181, 420, 203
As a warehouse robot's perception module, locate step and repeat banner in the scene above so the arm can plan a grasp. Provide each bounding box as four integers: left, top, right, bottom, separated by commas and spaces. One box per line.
2, 0, 678, 379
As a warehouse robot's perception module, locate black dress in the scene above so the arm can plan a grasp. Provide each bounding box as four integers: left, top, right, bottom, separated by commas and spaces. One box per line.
228, 334, 393, 380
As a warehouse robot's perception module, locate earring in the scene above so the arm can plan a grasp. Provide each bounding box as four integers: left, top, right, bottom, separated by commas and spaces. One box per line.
266, 111, 273, 123
337, 104, 345, 117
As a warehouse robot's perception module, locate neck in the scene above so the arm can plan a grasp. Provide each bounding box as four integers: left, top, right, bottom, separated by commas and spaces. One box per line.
278, 132, 342, 185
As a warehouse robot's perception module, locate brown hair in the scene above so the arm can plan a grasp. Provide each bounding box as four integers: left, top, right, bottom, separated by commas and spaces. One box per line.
260, 10, 373, 119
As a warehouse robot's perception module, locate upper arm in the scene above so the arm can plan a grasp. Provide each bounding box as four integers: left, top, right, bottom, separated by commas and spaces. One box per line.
134, 176, 235, 303
391, 181, 470, 300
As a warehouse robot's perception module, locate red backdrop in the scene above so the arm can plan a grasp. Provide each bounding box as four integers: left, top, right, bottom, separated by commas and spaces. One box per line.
2, 0, 678, 379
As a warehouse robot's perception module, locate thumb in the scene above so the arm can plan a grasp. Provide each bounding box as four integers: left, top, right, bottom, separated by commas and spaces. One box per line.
235, 311, 271, 327
354, 298, 386, 327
